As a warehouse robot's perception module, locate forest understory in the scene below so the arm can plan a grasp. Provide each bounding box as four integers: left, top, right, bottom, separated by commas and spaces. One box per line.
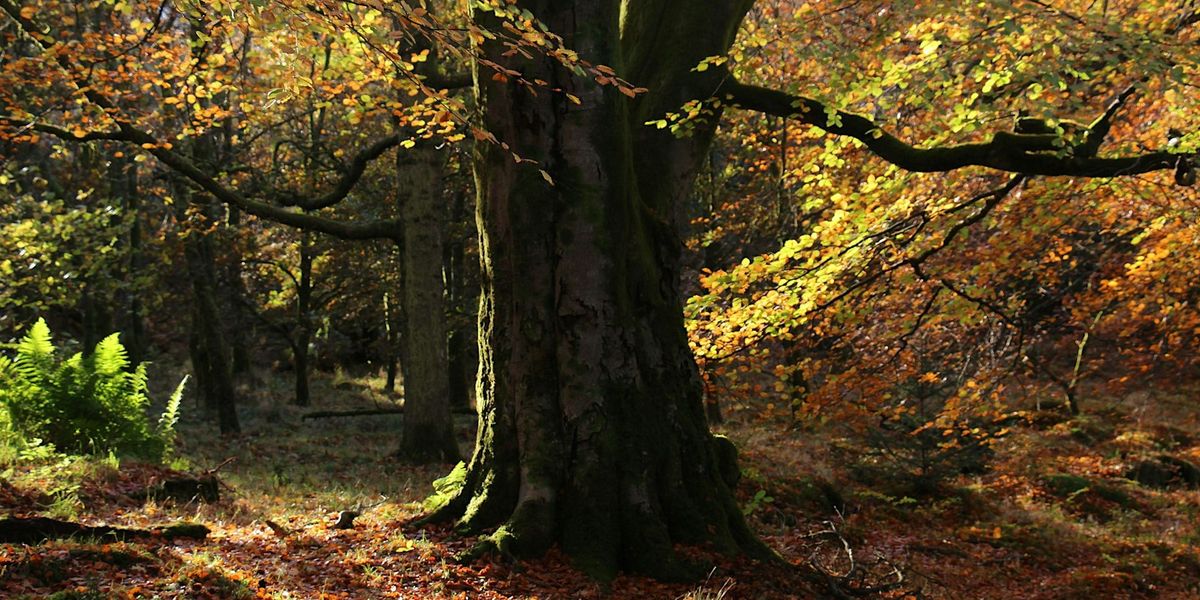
3, 365, 1199, 599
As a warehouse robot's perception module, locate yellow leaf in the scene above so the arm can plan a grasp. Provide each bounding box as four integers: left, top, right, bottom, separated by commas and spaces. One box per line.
19, 5, 35, 19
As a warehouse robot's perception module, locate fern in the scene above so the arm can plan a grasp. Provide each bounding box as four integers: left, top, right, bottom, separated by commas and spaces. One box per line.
17, 318, 54, 360
13, 319, 54, 385
91, 333, 129, 376
0, 319, 179, 461
158, 375, 188, 451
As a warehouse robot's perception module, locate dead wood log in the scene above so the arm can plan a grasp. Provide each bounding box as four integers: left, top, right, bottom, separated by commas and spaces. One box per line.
300, 406, 474, 420
0, 516, 209, 544
130, 476, 220, 504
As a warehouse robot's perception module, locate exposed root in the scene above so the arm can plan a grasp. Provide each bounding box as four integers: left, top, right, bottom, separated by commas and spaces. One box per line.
454, 525, 519, 565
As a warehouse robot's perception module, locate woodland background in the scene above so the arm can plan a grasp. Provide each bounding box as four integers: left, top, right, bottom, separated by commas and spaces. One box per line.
2, 0, 1200, 598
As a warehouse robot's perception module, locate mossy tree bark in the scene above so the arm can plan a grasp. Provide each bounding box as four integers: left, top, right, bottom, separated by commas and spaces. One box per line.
426, 0, 769, 580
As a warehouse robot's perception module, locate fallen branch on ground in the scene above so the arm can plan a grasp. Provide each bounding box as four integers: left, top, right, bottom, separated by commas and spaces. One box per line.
0, 516, 209, 544
130, 475, 220, 504
803, 520, 910, 598
301, 406, 474, 420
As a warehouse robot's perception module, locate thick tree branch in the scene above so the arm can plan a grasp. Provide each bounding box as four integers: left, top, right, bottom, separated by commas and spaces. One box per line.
719, 80, 1186, 178
0, 117, 121, 142
272, 134, 402, 210
1077, 84, 1137, 157
0, 116, 401, 240
422, 72, 472, 90
126, 128, 402, 240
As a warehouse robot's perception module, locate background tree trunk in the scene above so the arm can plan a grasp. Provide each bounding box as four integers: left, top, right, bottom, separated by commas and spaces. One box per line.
292, 230, 313, 407
383, 288, 400, 394
174, 171, 240, 434
427, 0, 767, 580
445, 189, 475, 412
222, 206, 253, 376
394, 146, 459, 463
108, 152, 147, 365
184, 224, 240, 435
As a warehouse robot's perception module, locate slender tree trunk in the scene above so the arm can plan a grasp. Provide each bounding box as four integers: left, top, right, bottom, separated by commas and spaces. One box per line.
187, 311, 211, 410
174, 169, 240, 433
109, 152, 147, 364
394, 146, 459, 463
293, 231, 313, 406
184, 228, 241, 434
426, 0, 766, 580
383, 289, 399, 394
80, 287, 109, 350
223, 207, 252, 375
446, 323, 472, 411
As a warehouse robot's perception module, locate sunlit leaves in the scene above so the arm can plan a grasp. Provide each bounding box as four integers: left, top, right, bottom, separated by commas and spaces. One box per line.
685, 0, 1199, 432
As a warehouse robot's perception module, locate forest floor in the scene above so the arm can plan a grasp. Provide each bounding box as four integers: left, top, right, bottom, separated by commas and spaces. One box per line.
2, 366, 1200, 599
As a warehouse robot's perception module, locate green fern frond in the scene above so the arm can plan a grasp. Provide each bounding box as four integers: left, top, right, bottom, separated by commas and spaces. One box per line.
129, 364, 150, 397
158, 375, 188, 440
17, 318, 54, 360
91, 333, 129, 376
13, 319, 55, 382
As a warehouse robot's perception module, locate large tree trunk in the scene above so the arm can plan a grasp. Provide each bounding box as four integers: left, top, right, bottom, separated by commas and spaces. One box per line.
394, 146, 460, 463
426, 0, 766, 580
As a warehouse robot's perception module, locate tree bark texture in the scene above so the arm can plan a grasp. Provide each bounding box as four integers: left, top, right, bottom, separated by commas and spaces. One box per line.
394, 146, 460, 463
426, 0, 767, 580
